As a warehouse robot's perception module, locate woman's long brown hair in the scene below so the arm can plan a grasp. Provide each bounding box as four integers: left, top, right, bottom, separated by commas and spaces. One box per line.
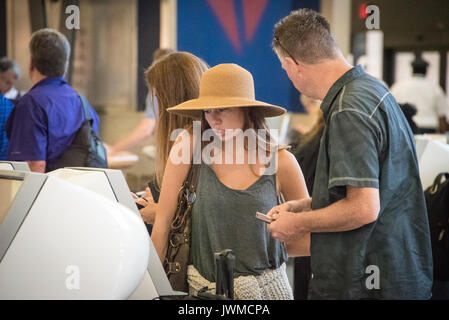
145, 52, 209, 187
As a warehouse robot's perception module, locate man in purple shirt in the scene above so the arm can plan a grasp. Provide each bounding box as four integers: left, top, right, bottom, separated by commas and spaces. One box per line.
5, 28, 100, 172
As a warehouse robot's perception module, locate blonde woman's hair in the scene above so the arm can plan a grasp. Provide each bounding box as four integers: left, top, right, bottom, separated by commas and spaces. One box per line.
145, 51, 209, 187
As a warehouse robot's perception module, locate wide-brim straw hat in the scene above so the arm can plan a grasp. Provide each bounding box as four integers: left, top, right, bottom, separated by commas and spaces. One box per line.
167, 63, 286, 119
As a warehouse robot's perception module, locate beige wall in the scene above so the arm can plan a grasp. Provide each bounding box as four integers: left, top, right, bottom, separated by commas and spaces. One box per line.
73, 0, 137, 110
6, 0, 32, 92
6, 0, 137, 110
320, 0, 352, 59
160, 0, 177, 50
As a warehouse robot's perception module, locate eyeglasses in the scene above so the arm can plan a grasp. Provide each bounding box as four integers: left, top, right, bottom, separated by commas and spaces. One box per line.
274, 36, 299, 65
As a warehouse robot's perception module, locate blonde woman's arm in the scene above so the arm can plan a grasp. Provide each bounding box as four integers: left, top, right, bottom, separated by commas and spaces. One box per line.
151, 130, 193, 263
276, 149, 311, 257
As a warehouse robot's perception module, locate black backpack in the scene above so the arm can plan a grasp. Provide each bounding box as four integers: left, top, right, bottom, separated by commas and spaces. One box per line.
46, 94, 108, 172
425, 173, 449, 281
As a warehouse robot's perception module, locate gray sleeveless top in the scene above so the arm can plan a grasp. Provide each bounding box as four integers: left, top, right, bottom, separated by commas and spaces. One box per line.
189, 163, 288, 282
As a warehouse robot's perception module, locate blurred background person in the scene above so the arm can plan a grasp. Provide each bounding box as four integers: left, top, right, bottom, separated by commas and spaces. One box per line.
293, 94, 322, 135
5, 28, 100, 172
391, 53, 449, 134
398, 103, 420, 134
0, 80, 14, 160
0, 57, 22, 105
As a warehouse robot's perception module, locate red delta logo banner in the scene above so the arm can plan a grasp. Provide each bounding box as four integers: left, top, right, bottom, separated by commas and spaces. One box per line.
206, 0, 269, 53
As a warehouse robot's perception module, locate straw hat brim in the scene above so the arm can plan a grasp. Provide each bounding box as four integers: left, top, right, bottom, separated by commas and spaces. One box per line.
167, 96, 286, 119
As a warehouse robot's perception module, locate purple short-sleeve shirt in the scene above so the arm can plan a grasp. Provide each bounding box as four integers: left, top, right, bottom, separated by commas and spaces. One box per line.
6, 77, 100, 165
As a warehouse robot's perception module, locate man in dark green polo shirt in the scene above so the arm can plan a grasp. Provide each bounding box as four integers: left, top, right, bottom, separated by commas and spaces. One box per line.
267, 9, 433, 299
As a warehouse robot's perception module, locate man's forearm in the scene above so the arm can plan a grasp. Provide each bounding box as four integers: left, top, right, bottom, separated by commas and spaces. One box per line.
268, 187, 379, 243
297, 197, 377, 234
27, 160, 46, 173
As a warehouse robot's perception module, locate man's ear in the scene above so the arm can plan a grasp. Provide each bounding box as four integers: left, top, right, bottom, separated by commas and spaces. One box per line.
284, 56, 296, 67
285, 56, 303, 75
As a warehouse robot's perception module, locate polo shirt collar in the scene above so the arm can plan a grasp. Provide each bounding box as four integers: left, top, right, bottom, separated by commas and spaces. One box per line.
31, 76, 67, 90
320, 65, 365, 117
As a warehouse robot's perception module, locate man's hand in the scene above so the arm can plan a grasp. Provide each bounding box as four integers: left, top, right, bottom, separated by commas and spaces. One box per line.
266, 197, 312, 217
265, 197, 311, 243
267, 210, 305, 243
266, 201, 294, 217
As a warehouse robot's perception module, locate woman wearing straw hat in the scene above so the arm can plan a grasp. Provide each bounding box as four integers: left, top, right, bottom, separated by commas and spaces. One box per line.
151, 63, 310, 299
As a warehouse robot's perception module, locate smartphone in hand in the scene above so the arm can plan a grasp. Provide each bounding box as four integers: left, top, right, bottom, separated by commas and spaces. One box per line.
147, 180, 160, 203
255, 211, 273, 224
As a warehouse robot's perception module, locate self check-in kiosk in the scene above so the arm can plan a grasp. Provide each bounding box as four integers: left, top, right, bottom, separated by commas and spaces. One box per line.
47, 167, 139, 214
46, 167, 180, 299
415, 137, 449, 189
0, 161, 30, 172
0, 169, 175, 299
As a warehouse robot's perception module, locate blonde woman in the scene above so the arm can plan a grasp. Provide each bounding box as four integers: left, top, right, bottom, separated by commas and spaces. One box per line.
136, 52, 209, 224
151, 63, 310, 299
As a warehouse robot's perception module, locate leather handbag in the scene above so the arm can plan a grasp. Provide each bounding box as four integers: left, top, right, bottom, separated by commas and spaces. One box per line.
163, 164, 200, 292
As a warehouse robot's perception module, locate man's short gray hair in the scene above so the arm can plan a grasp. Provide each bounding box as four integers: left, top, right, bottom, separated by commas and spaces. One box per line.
29, 28, 70, 77
273, 9, 337, 64
0, 57, 21, 78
